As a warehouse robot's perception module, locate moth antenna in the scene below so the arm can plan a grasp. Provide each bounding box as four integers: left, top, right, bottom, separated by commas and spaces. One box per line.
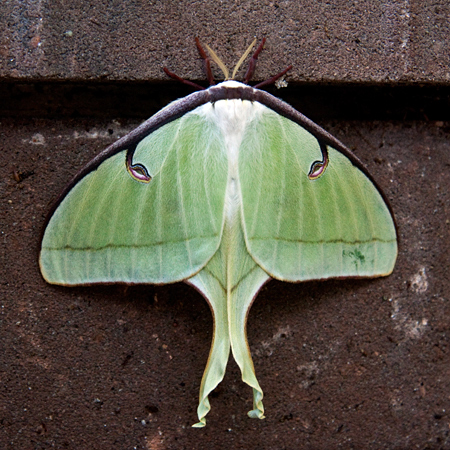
253, 65, 293, 89
163, 67, 206, 91
231, 38, 257, 80
243, 37, 266, 84
195, 37, 216, 85
202, 41, 230, 81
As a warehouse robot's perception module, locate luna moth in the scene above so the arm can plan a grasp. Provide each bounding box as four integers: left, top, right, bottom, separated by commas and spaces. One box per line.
39, 38, 397, 427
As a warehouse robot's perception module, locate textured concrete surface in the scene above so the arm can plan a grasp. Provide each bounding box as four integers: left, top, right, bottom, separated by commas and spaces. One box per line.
2, 116, 449, 449
1, 1, 450, 449
1, 0, 450, 83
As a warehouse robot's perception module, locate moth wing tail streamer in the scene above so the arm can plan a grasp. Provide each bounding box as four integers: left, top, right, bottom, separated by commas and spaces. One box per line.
187, 270, 232, 428
188, 259, 269, 428
187, 183, 270, 427
226, 264, 270, 421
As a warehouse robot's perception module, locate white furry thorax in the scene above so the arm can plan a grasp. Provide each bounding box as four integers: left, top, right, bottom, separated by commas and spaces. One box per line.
195, 84, 266, 222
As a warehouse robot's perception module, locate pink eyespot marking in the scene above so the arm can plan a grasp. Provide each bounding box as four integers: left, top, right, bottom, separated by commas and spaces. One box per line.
308, 144, 329, 180
126, 151, 152, 183
127, 163, 152, 183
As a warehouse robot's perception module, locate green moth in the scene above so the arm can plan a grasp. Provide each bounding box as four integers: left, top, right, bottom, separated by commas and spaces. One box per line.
39, 39, 397, 427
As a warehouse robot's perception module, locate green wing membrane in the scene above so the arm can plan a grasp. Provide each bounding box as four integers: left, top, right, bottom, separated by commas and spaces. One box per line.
40, 91, 398, 428
40, 113, 228, 285
239, 107, 397, 282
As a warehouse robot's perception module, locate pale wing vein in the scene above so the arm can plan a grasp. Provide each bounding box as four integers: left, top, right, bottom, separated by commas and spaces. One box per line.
248, 121, 264, 239
271, 115, 288, 267
202, 131, 217, 233
175, 118, 194, 271
332, 155, 360, 261
327, 148, 344, 271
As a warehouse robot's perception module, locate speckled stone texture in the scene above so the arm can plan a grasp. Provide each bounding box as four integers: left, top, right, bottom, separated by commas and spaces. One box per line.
1, 0, 450, 83
1, 1, 450, 449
